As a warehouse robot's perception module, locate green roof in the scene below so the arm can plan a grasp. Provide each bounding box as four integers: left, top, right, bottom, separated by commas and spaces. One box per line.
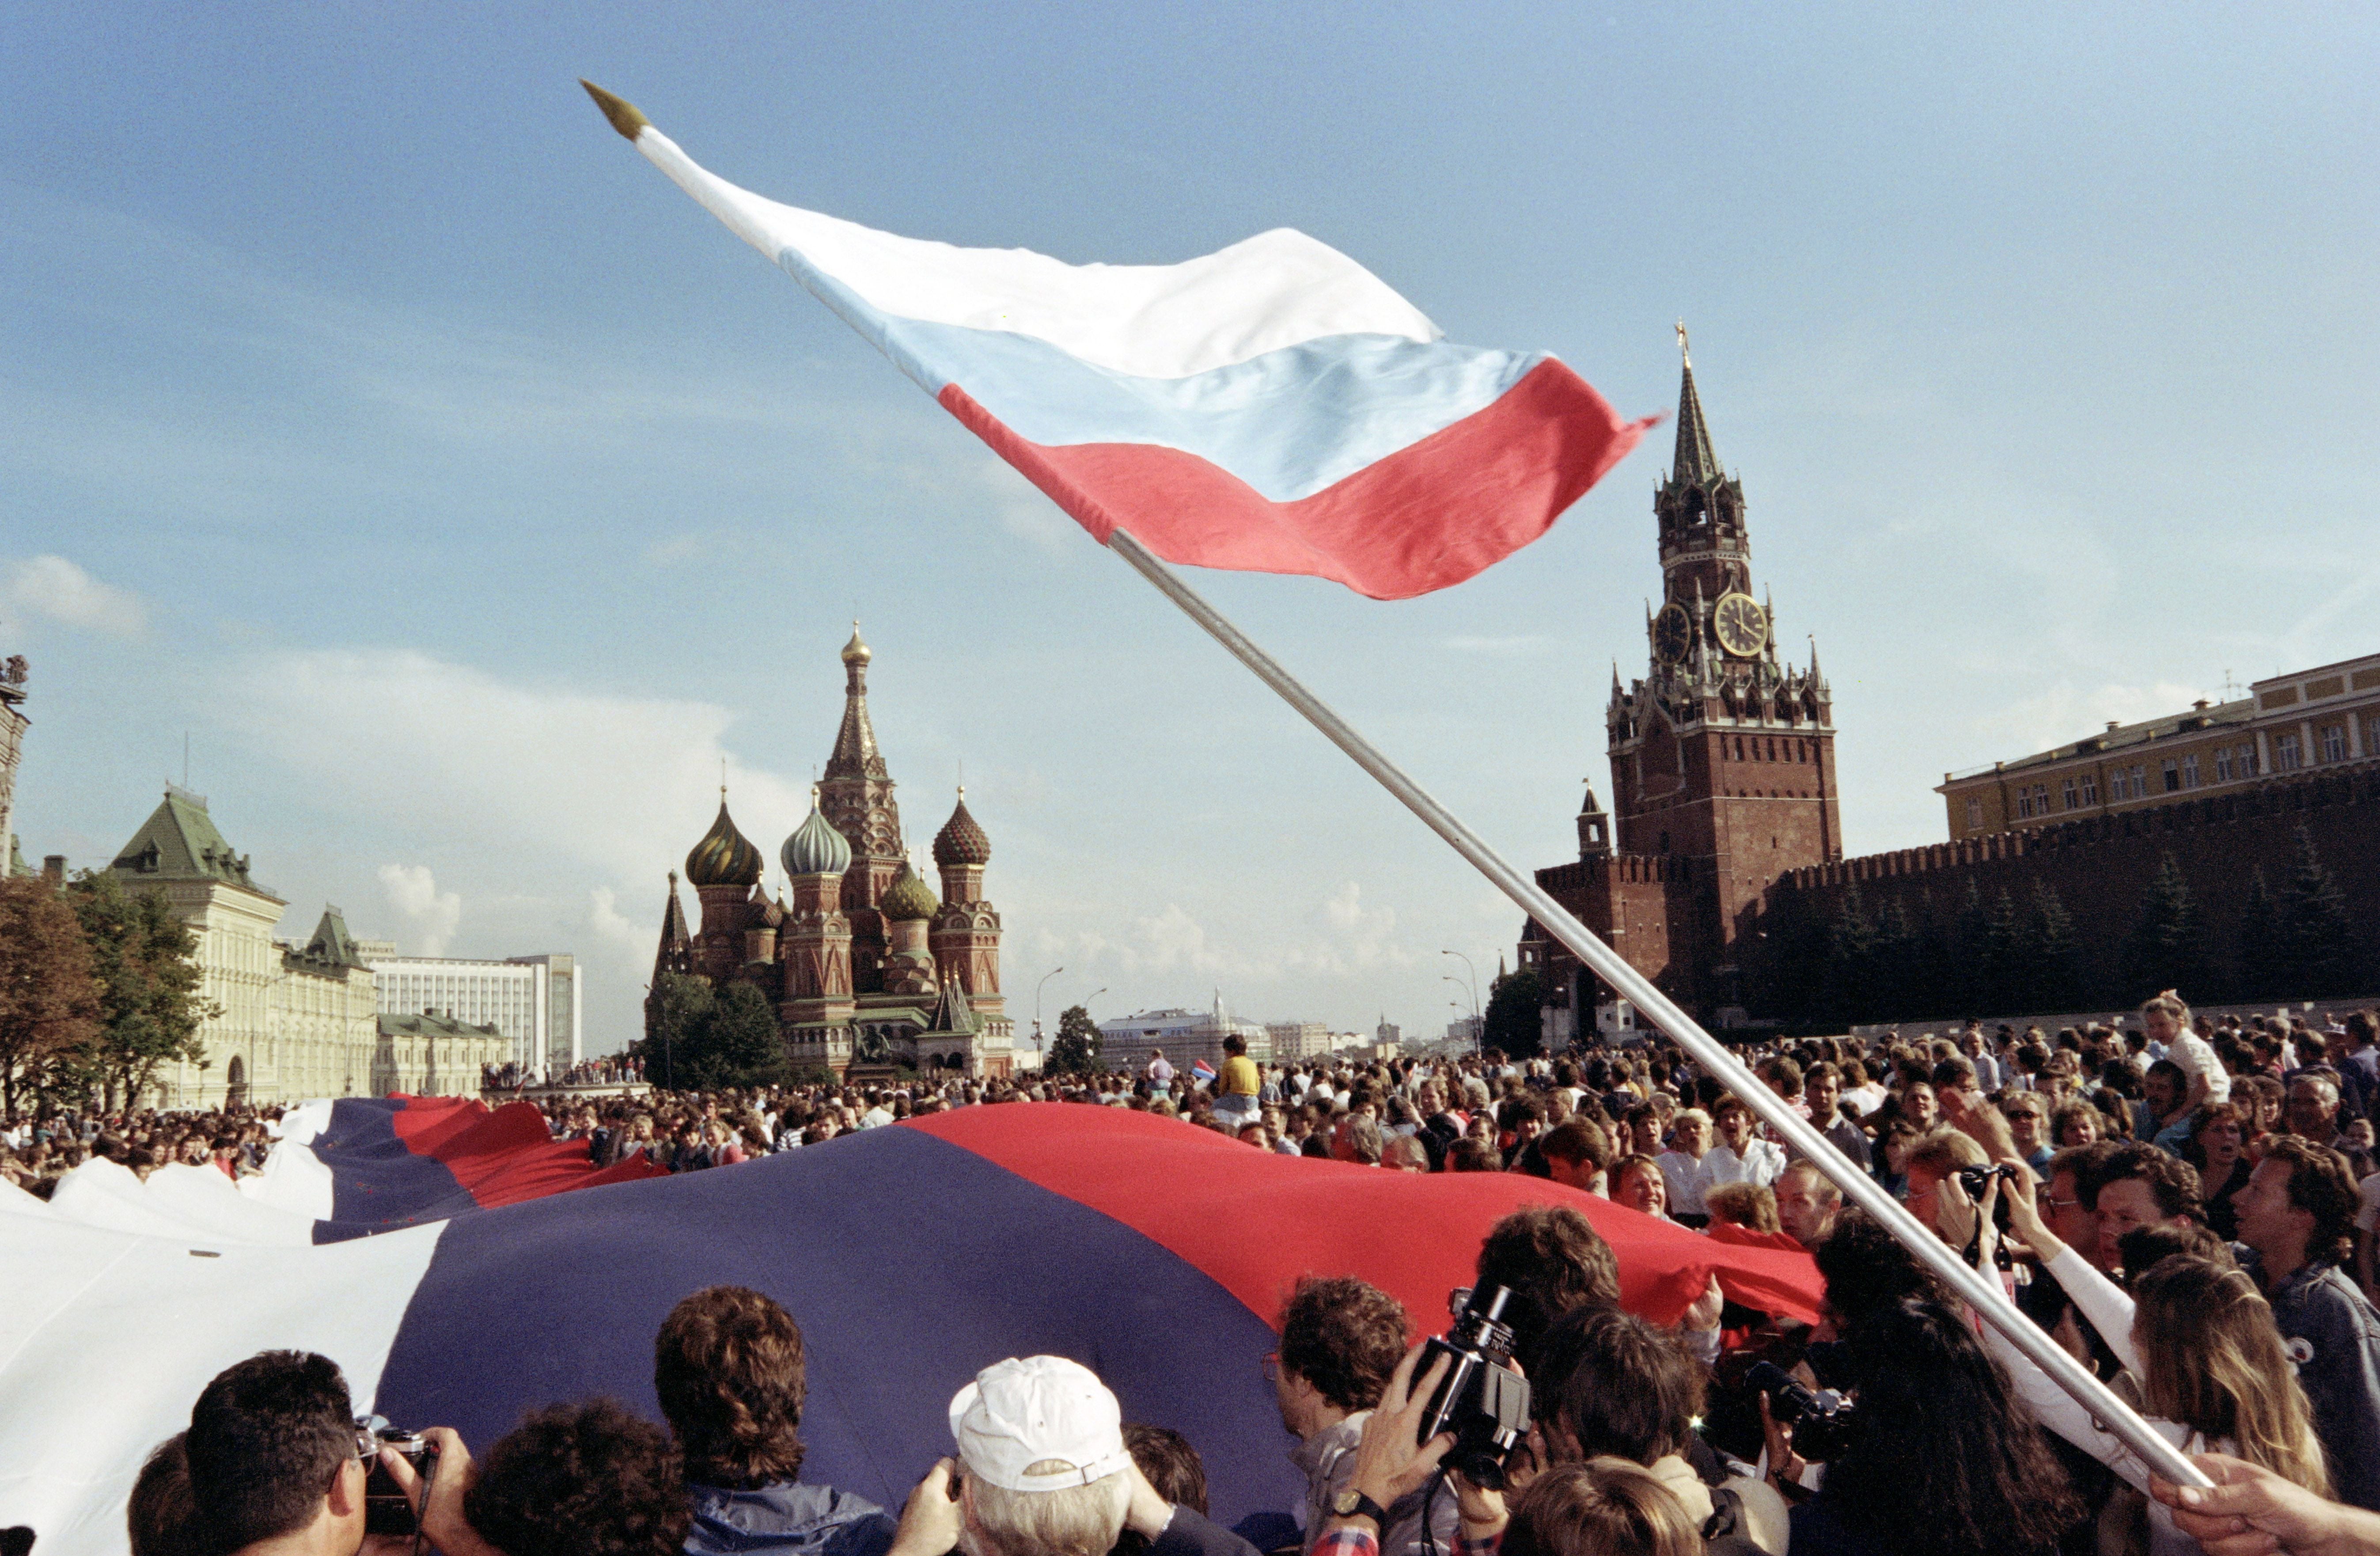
108, 789, 282, 902
289, 905, 368, 971
379, 1011, 503, 1039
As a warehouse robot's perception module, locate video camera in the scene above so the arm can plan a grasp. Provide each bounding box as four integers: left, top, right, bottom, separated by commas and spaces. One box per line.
353, 1415, 441, 1537
1415, 1286, 1532, 1489
1744, 1362, 1859, 1462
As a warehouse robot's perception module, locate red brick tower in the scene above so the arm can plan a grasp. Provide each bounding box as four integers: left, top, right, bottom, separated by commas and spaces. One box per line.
1603, 335, 1839, 1012
929, 788, 1006, 1023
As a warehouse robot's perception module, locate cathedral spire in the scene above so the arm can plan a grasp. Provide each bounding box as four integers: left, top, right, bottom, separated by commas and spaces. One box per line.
826, 621, 887, 780
1671, 325, 1722, 487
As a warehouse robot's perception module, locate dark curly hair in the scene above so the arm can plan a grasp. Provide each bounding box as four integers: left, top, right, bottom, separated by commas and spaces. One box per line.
2087, 1142, 2204, 1223
1816, 1299, 2080, 1556
1474, 1205, 1621, 1372
464, 1400, 690, 1556
654, 1286, 807, 1487
1276, 1276, 1410, 1413
2259, 1136, 2361, 1267
1811, 1209, 1951, 1328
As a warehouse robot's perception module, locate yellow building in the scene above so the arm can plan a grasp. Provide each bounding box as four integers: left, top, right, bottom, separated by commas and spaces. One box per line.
1940, 652, 2380, 841
107, 788, 380, 1108
373, 1011, 509, 1098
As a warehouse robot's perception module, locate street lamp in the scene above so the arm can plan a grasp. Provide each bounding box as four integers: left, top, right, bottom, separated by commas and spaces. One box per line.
1442, 950, 1483, 1058
1034, 966, 1065, 1050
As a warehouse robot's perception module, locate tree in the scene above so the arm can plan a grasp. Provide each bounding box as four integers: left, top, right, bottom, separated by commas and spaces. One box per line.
1483, 968, 1547, 1059
1952, 878, 1995, 1015
637, 972, 716, 1091
1983, 888, 2025, 1013
1821, 886, 1877, 1022
2122, 852, 2204, 1003
66, 872, 216, 1111
2235, 866, 2283, 1002
1044, 1004, 1101, 1076
0, 877, 104, 1122
2278, 825, 2357, 997
2021, 880, 2084, 1013
679, 979, 788, 1089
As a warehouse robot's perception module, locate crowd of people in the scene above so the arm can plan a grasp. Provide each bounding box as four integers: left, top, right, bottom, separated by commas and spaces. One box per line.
11, 992, 2380, 1556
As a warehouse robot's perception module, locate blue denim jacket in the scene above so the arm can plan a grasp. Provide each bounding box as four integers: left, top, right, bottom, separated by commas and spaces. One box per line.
2266, 1260, 2380, 1512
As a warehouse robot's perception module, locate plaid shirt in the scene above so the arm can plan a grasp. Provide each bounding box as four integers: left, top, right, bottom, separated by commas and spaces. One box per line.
1313, 1521, 1501, 1556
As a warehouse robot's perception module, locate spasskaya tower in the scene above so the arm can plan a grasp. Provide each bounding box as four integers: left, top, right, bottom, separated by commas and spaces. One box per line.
1522, 332, 1839, 1029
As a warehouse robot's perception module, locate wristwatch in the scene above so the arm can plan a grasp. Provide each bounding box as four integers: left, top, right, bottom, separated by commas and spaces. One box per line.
1331, 1488, 1391, 1527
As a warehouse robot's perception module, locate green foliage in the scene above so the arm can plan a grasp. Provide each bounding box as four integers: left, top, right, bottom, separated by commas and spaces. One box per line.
2022, 881, 2084, 1012
2278, 826, 2358, 997
2235, 867, 2283, 1001
66, 872, 217, 1110
2122, 853, 2204, 1002
1044, 1004, 1101, 1076
0, 877, 103, 1122
1484, 968, 1547, 1059
636, 973, 788, 1090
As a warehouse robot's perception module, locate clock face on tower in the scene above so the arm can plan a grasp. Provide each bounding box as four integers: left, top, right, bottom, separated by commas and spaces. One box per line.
1652, 602, 1694, 665
1713, 592, 1769, 657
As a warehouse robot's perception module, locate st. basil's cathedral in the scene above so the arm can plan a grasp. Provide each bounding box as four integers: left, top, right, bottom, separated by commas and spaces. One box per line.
649, 627, 1014, 1079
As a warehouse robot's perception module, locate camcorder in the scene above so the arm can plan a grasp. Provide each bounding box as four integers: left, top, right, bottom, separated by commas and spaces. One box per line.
354, 1416, 441, 1537
1415, 1285, 1532, 1489
1745, 1362, 1859, 1462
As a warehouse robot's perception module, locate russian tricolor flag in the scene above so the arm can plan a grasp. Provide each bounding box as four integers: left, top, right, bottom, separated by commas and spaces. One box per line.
2, 1102, 1820, 1555
585, 84, 1652, 600
1190, 1058, 1218, 1084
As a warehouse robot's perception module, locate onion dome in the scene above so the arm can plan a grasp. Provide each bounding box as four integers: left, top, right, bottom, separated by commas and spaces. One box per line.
841, 621, 872, 665
879, 860, 940, 922
685, 800, 763, 888
932, 786, 991, 868
781, 786, 853, 877
749, 886, 785, 929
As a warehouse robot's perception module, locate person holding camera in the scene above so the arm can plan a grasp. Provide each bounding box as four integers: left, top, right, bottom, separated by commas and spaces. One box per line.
1529, 1306, 1785, 1554
1273, 1277, 1462, 1556
180, 1350, 390, 1556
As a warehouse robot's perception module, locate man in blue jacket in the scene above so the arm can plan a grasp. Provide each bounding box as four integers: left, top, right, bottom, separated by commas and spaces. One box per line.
656, 1287, 898, 1556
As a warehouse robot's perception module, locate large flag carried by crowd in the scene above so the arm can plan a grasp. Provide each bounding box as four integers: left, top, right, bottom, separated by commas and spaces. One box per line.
2, 1099, 1821, 1554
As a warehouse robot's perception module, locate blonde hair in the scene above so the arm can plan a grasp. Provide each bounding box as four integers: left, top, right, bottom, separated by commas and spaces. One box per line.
1904, 1127, 1988, 1178
1670, 1108, 1711, 1133
1502, 1458, 1703, 1556
2133, 1258, 2330, 1498
1704, 1181, 1780, 1234
2140, 990, 2192, 1027
965, 1462, 1129, 1556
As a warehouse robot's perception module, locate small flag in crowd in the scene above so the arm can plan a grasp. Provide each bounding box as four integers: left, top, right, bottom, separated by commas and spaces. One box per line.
581, 82, 1652, 600
1190, 1058, 1218, 1085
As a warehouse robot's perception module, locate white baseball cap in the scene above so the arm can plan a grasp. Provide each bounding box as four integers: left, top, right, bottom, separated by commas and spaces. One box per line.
947, 1356, 1133, 1491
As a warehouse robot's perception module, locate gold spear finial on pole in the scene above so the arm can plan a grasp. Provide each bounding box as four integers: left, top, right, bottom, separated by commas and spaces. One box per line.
580, 80, 651, 141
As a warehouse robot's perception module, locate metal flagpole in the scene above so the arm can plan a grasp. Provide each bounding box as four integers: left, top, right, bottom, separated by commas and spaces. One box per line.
1103, 525, 2212, 1491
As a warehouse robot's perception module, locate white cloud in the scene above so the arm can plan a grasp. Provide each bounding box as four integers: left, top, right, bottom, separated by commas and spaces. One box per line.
1967, 678, 2214, 760
377, 863, 462, 956
5, 555, 147, 636
587, 886, 648, 961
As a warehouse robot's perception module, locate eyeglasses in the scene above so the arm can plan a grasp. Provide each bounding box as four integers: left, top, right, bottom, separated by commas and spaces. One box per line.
1261, 1352, 1281, 1382
2037, 1190, 2082, 1212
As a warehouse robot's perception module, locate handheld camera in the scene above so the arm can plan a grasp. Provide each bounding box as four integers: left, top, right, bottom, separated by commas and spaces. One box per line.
1415, 1285, 1532, 1489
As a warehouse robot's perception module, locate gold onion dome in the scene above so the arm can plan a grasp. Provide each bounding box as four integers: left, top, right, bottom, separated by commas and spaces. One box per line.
932, 787, 991, 867
782, 788, 853, 877
879, 860, 940, 922
684, 800, 763, 888
841, 622, 872, 665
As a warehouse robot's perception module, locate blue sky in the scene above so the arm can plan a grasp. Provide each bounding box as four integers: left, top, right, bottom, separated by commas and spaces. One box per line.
4, 4, 2373, 1054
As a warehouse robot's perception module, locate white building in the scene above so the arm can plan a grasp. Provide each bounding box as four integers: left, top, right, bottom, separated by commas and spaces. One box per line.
1099, 994, 1271, 1073
365, 953, 583, 1076
1264, 1021, 1333, 1061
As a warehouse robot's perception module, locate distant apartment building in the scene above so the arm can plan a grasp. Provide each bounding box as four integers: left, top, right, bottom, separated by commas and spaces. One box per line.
1264, 1021, 1333, 1061
365, 953, 583, 1075
1939, 652, 2380, 840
